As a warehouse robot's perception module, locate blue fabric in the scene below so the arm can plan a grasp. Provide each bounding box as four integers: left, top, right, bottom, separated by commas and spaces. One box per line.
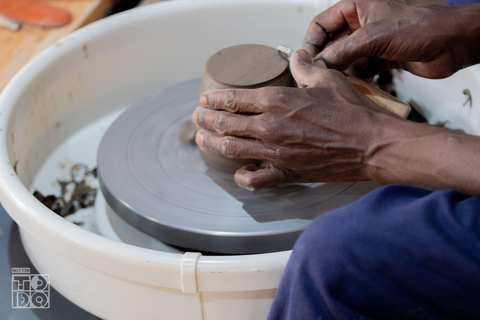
268, 185, 480, 320
448, 0, 480, 5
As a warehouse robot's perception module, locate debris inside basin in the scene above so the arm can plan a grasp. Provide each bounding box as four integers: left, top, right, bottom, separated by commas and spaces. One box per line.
33, 163, 97, 224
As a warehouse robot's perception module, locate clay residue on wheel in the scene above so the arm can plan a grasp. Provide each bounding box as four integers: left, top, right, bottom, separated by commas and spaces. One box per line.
33, 164, 97, 224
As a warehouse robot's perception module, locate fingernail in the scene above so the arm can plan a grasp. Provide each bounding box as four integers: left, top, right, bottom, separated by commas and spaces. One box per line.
296, 49, 312, 63
195, 130, 204, 148
192, 109, 198, 125
199, 95, 207, 108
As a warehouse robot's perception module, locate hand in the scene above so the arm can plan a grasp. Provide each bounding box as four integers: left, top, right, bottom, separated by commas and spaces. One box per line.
304, 0, 480, 79
193, 50, 404, 190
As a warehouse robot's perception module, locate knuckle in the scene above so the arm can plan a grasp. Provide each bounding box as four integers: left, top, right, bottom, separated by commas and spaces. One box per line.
362, 27, 377, 44
222, 90, 240, 113
360, 24, 386, 52
266, 144, 285, 160
274, 146, 285, 159
257, 87, 294, 112
204, 90, 218, 109
269, 87, 289, 103
214, 113, 228, 135
273, 146, 286, 160
220, 136, 238, 158
258, 119, 274, 138
321, 45, 343, 67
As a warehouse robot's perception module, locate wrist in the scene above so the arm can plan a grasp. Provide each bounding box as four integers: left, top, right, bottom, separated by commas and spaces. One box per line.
364, 118, 480, 194
363, 118, 443, 186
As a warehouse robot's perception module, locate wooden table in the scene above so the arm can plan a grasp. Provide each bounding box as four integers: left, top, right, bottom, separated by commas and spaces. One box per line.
0, 0, 114, 92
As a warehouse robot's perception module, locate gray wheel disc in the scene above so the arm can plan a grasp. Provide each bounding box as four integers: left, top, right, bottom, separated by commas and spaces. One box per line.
97, 79, 379, 254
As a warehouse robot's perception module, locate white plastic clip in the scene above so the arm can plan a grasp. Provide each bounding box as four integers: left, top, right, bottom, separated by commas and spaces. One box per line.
277, 45, 293, 60
181, 252, 202, 293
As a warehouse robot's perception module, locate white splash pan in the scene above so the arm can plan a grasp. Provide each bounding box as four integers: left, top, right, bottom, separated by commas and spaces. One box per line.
0, 0, 479, 318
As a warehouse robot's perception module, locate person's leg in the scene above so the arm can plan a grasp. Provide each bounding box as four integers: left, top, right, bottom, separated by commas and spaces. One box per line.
448, 0, 480, 5
268, 185, 480, 320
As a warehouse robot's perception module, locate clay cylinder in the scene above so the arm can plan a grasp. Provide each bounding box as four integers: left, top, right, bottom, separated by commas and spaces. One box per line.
199, 44, 296, 173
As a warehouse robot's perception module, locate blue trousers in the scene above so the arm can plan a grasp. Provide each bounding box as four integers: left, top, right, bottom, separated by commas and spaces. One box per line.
268, 185, 480, 320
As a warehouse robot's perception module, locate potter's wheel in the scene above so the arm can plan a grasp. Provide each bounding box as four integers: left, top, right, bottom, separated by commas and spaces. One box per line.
98, 79, 379, 254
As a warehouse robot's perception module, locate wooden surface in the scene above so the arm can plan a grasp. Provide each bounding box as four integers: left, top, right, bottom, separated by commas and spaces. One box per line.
346, 75, 411, 119
0, 0, 114, 92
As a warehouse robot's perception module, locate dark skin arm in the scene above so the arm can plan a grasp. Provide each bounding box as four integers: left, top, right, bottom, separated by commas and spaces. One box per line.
304, 0, 480, 79
193, 0, 480, 195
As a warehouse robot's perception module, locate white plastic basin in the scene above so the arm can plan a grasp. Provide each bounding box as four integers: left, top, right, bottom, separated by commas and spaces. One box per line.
0, 0, 479, 319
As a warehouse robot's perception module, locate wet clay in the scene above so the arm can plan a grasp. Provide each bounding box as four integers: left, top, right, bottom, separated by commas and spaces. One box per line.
178, 119, 198, 143
200, 44, 295, 92
197, 44, 296, 173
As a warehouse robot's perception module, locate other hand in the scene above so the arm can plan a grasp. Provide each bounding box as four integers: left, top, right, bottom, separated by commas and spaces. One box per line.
304, 0, 480, 79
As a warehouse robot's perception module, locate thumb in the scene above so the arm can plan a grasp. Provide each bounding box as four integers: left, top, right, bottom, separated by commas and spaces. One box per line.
234, 164, 293, 190
290, 49, 328, 88
319, 27, 374, 71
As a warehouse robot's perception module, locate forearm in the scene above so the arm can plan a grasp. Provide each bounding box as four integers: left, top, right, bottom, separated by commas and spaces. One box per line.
366, 118, 480, 195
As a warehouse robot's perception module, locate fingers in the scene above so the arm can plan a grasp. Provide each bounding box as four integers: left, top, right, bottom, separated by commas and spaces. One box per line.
302, 22, 329, 57
290, 49, 349, 88
196, 131, 298, 191
290, 49, 329, 88
234, 164, 294, 190
196, 129, 269, 160
193, 107, 258, 138
302, 0, 359, 56
339, 56, 369, 77
318, 25, 380, 71
199, 89, 265, 114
